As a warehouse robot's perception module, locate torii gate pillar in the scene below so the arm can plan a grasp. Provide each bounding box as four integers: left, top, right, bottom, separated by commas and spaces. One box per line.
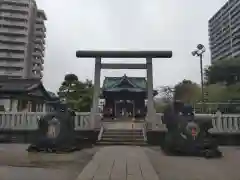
146, 57, 155, 128
91, 57, 101, 128
76, 50, 172, 129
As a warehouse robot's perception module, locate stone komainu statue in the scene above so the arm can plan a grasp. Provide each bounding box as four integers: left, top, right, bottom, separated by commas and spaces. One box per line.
162, 101, 222, 158
163, 101, 201, 135
162, 101, 185, 130
27, 101, 78, 152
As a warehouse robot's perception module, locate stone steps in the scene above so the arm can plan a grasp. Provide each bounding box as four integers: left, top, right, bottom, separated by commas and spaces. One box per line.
102, 134, 143, 138
102, 131, 143, 135
10, 136, 18, 143
100, 138, 145, 144
98, 129, 146, 146
97, 141, 147, 146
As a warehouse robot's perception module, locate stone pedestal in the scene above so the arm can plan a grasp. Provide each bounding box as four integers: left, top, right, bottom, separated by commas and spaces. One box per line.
27, 111, 80, 153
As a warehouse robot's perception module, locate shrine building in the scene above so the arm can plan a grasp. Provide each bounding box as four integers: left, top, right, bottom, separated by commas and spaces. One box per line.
101, 74, 158, 119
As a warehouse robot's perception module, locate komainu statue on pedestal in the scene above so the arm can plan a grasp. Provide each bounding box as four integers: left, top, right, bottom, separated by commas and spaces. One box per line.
27, 102, 91, 153
162, 101, 222, 158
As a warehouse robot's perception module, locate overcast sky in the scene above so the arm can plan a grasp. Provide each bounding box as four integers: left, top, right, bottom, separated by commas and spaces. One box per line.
36, 0, 228, 92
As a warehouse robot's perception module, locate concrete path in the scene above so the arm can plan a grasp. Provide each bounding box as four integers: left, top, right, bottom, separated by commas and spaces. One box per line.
76, 146, 159, 180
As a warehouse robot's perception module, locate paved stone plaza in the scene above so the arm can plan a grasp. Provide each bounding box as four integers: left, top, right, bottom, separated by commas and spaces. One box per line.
0, 144, 240, 180
76, 146, 159, 180
0, 144, 98, 180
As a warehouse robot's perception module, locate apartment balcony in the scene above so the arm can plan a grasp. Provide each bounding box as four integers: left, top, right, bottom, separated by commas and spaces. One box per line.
34, 44, 44, 51
232, 29, 240, 38
0, 70, 23, 77
0, 12, 28, 20
232, 49, 240, 57
210, 34, 230, 48
33, 65, 44, 71
32, 56, 44, 64
0, 60, 23, 68
211, 46, 231, 60
211, 39, 231, 51
209, 20, 223, 31
36, 17, 45, 23
32, 51, 43, 58
232, 44, 240, 52
231, 19, 240, 30
2, 0, 30, 6
0, 44, 25, 51
0, 4, 29, 13
231, 12, 240, 25
0, 28, 28, 36
31, 72, 43, 79
35, 37, 45, 45
35, 30, 46, 38
232, 38, 240, 46
0, 19, 28, 28
35, 24, 46, 32
0, 52, 25, 59
231, 25, 240, 35
0, 35, 27, 44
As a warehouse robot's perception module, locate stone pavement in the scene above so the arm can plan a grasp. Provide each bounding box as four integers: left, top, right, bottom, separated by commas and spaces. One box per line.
76, 146, 159, 180
0, 144, 98, 180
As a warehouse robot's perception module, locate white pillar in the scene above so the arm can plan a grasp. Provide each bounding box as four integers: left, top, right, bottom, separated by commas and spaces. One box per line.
28, 101, 32, 112
11, 99, 18, 112
146, 58, 157, 129
90, 57, 101, 129
43, 104, 47, 112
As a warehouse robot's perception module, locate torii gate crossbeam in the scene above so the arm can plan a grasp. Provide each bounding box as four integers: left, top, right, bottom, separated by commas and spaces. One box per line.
76, 50, 172, 129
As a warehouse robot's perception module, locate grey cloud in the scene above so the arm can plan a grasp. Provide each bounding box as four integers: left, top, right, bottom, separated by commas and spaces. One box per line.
36, 0, 228, 92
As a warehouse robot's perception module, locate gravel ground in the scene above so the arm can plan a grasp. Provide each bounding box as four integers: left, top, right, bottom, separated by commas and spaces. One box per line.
0, 144, 99, 180
145, 146, 240, 180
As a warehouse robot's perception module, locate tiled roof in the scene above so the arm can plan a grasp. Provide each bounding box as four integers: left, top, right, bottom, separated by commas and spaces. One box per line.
0, 78, 58, 100
102, 75, 146, 90
0, 78, 40, 92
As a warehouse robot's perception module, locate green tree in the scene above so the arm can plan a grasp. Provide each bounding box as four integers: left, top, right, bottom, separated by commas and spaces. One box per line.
157, 86, 174, 103
205, 57, 240, 85
58, 74, 93, 112
174, 79, 201, 104
224, 83, 240, 100
204, 84, 227, 102
155, 102, 169, 113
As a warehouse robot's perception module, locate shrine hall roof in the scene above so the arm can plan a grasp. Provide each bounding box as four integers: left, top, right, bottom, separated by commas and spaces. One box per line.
102, 75, 147, 91
0, 77, 58, 101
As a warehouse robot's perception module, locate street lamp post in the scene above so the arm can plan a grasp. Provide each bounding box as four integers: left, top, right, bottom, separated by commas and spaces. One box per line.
192, 44, 206, 110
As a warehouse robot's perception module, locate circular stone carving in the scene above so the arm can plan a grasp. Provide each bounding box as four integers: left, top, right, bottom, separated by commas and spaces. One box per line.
27, 111, 77, 153
47, 117, 61, 139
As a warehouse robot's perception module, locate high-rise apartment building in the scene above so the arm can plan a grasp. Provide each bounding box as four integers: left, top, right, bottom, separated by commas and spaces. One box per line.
209, 0, 240, 63
0, 0, 46, 79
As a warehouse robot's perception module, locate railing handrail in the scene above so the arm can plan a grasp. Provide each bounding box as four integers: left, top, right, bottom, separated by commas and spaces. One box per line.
0, 112, 240, 133
0, 112, 102, 131
98, 126, 104, 141
142, 122, 147, 142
